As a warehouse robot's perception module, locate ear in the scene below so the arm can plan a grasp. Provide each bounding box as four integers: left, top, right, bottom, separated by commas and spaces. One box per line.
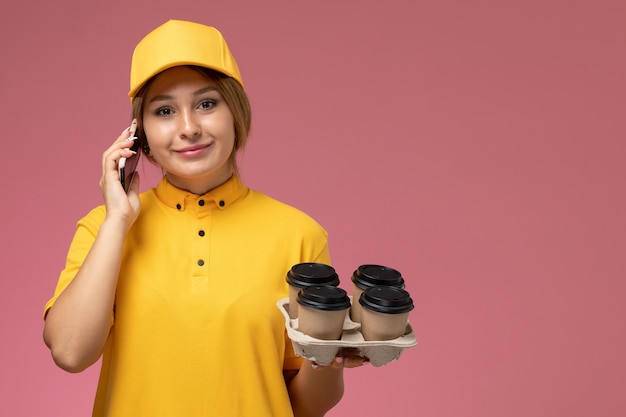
142, 141, 151, 156
138, 130, 151, 156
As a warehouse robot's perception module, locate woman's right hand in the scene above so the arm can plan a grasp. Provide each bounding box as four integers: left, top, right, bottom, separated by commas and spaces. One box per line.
45, 125, 141, 372
99, 126, 141, 229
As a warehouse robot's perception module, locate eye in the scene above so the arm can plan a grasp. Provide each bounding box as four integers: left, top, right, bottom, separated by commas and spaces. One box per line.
199, 100, 217, 110
156, 107, 173, 116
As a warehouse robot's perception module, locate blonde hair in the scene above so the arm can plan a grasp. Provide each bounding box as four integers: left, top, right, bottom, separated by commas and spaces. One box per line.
131, 66, 252, 177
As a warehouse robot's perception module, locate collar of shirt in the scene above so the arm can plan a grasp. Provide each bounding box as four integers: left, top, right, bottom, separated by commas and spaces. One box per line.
155, 175, 248, 212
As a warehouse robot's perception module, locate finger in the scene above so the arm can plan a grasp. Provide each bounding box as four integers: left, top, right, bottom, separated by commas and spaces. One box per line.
115, 125, 135, 143
343, 355, 370, 368
102, 129, 137, 177
333, 348, 370, 369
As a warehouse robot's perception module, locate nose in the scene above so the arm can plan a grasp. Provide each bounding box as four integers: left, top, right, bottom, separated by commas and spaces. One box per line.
179, 109, 201, 139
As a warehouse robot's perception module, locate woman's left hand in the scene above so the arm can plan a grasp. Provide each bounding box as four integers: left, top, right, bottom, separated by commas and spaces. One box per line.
313, 347, 369, 370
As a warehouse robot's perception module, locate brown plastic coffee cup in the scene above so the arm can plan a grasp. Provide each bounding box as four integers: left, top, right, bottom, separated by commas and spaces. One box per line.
286, 263, 340, 318
297, 285, 351, 340
350, 264, 405, 323
359, 286, 414, 341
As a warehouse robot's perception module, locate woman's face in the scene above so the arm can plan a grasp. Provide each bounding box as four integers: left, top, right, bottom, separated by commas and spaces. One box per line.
142, 66, 236, 194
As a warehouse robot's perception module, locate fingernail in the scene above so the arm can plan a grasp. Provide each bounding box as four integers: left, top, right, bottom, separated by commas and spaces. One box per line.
125, 136, 138, 142
311, 363, 319, 370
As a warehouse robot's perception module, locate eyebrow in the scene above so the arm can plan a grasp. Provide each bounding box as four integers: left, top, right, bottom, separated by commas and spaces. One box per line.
148, 86, 219, 104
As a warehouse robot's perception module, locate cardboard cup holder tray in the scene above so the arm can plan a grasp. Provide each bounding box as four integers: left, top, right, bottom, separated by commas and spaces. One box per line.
277, 297, 418, 367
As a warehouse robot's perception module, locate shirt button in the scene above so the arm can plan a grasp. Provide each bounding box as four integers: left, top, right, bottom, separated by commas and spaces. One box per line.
198, 259, 205, 266
176, 203, 182, 210
198, 230, 205, 237
219, 200, 225, 207
198, 200, 205, 206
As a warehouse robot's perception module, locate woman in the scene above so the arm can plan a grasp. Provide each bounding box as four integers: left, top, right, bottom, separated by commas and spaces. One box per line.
43, 19, 366, 417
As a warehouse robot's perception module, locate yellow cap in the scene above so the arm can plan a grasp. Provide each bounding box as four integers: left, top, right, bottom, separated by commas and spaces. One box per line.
129, 20, 243, 100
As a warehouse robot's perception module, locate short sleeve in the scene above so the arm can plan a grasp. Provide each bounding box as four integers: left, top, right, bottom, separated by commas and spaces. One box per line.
42, 206, 111, 325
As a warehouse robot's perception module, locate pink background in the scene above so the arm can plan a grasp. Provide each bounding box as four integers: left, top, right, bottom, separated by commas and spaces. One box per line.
2, 0, 625, 416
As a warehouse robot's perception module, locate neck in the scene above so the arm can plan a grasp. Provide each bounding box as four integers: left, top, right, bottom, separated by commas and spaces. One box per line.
165, 171, 234, 195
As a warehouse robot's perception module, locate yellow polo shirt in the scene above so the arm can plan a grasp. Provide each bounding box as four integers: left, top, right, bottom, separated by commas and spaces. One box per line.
44, 175, 331, 417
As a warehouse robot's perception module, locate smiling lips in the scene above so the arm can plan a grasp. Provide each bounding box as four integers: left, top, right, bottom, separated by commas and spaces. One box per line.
176, 143, 211, 157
